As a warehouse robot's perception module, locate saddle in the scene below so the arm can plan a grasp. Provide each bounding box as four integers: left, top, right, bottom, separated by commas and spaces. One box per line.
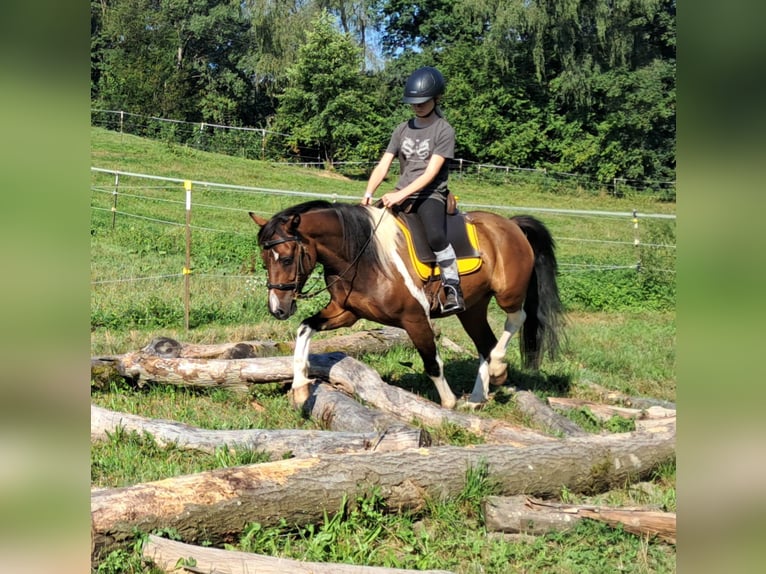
394, 211, 482, 281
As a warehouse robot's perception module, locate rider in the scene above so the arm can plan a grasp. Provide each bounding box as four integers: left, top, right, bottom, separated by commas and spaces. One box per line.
361, 66, 465, 315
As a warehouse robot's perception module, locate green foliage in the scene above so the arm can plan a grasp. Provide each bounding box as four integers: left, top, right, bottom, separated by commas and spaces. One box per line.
93, 0, 253, 122
272, 10, 388, 166
92, 0, 675, 183
560, 407, 636, 433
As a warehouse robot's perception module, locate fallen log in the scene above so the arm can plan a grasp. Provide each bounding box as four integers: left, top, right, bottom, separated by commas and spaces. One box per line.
579, 381, 676, 411
547, 397, 676, 422
483, 495, 676, 544
92, 330, 459, 389
142, 534, 455, 574
139, 328, 466, 360
634, 416, 677, 432
141, 336, 283, 359
93, 351, 553, 445
306, 353, 555, 446
513, 391, 588, 437
91, 426, 675, 556
309, 384, 430, 445
91, 404, 424, 458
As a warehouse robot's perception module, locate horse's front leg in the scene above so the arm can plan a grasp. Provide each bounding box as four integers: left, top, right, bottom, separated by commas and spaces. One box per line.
402, 319, 457, 409
290, 303, 359, 409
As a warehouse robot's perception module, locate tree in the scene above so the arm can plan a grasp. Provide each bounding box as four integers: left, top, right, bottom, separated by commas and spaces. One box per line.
92, 0, 256, 124
379, 0, 675, 183
272, 10, 387, 166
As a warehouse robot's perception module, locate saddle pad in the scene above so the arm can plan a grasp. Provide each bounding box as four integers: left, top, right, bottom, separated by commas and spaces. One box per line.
394, 213, 482, 281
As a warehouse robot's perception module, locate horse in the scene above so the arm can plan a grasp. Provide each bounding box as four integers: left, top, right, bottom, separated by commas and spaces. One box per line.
249, 200, 564, 410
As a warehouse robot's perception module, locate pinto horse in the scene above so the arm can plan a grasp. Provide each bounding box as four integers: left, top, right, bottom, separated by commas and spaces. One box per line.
249, 200, 564, 409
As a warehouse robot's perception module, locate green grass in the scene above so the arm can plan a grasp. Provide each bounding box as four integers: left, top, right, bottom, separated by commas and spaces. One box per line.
90, 126, 676, 573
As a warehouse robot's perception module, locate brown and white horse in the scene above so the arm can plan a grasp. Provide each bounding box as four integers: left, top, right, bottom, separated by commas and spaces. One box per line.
250, 200, 564, 409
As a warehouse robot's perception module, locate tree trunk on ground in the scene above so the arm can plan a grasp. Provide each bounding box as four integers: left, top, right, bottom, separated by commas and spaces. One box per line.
513, 391, 588, 437
306, 353, 555, 446
91, 404, 425, 458
483, 495, 676, 544
579, 381, 676, 410
91, 327, 417, 391
308, 384, 431, 445
547, 397, 676, 422
142, 534, 455, 574
91, 426, 675, 556
92, 351, 553, 445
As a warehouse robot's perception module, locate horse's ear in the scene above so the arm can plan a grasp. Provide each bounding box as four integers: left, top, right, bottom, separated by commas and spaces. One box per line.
249, 212, 268, 227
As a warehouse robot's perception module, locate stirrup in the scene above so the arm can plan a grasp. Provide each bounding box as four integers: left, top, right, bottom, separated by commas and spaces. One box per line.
440, 283, 465, 315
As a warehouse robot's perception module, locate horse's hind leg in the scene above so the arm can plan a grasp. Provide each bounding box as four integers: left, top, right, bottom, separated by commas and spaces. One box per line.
458, 303, 525, 406
488, 309, 525, 385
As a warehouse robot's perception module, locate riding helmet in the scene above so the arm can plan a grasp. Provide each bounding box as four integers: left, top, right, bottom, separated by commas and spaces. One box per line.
402, 67, 446, 104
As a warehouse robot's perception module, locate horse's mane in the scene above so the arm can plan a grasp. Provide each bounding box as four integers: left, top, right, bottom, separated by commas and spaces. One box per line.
259, 200, 399, 275
257, 200, 333, 245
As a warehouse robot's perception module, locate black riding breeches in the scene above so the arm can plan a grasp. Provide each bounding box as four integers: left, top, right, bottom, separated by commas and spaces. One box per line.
403, 194, 449, 252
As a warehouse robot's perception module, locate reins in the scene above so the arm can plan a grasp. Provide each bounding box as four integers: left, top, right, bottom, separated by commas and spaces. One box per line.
263, 207, 388, 300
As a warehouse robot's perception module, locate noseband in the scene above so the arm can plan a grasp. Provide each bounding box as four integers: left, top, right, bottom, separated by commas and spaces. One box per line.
261, 235, 310, 295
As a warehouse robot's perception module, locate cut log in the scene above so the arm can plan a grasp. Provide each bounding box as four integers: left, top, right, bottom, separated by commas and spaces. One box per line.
579, 381, 676, 410
547, 397, 676, 422
93, 351, 553, 445
308, 384, 430, 446
91, 426, 675, 556
91, 404, 424, 458
306, 353, 555, 446
484, 495, 582, 535
141, 336, 284, 359
483, 496, 676, 544
634, 416, 677, 432
132, 328, 417, 361
142, 534, 455, 574
513, 391, 588, 437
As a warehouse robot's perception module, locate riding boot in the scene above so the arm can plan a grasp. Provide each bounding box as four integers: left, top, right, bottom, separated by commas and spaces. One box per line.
434, 245, 465, 315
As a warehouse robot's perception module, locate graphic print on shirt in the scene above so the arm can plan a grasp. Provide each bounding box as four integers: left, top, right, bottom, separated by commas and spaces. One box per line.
402, 137, 431, 161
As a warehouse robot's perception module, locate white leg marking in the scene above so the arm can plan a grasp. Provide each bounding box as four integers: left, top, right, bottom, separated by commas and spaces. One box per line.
390, 251, 455, 406
469, 355, 491, 404
428, 353, 456, 409
293, 323, 315, 389
488, 309, 525, 380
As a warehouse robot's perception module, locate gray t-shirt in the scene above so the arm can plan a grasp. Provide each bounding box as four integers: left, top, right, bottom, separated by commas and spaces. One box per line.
385, 117, 455, 200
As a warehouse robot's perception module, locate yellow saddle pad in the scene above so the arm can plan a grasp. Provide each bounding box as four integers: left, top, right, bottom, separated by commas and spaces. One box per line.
394, 214, 482, 281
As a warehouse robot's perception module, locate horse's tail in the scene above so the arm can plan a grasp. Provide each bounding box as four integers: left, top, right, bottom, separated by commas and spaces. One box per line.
512, 215, 566, 370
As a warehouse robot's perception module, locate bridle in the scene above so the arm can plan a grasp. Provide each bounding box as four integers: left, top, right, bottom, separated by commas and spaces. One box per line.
260, 207, 388, 300
261, 234, 311, 296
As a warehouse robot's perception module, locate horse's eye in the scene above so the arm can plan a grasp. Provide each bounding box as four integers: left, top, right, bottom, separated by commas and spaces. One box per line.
281, 257, 294, 266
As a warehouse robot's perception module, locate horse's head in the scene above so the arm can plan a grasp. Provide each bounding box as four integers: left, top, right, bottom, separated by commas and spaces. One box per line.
249, 210, 316, 320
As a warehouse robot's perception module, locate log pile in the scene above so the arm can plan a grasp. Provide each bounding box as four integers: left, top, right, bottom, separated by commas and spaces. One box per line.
91, 332, 677, 570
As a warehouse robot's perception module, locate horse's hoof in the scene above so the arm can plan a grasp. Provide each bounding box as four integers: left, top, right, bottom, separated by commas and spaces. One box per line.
489, 370, 509, 387
440, 399, 457, 410
289, 385, 311, 410
456, 397, 486, 411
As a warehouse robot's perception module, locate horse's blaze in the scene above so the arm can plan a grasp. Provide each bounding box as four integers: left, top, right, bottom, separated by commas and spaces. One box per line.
268, 291, 297, 320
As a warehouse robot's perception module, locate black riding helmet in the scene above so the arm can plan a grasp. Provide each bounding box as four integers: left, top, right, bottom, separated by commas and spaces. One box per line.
402, 66, 446, 104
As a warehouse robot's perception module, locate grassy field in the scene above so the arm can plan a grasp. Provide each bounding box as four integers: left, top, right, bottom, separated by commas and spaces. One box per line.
90, 127, 676, 573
